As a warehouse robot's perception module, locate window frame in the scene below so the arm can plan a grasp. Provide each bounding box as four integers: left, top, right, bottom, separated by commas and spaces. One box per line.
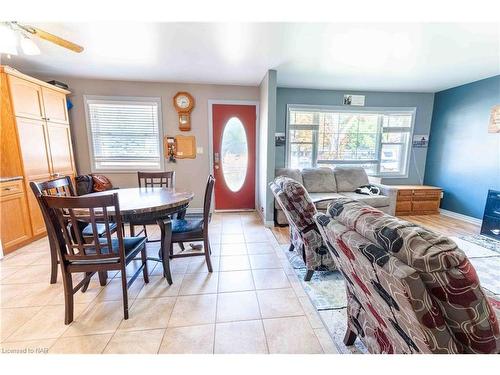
285, 104, 416, 178
84, 95, 164, 173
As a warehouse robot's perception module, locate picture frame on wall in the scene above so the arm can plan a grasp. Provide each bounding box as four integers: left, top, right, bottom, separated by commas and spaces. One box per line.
488, 105, 500, 133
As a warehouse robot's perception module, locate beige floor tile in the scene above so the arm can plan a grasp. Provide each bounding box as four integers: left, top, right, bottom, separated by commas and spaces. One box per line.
159, 324, 214, 354
179, 272, 219, 296
1, 251, 47, 267
104, 329, 165, 354
263, 316, 323, 354
0, 339, 55, 354
1, 282, 61, 308
246, 243, 275, 255
1, 306, 43, 341
0, 266, 23, 282
221, 221, 243, 234
63, 301, 125, 337
299, 297, 325, 329
220, 234, 245, 244
218, 270, 255, 293
135, 274, 184, 299
216, 291, 261, 322
244, 231, 270, 243
118, 297, 176, 331
1, 265, 51, 284
7, 303, 88, 341
158, 257, 190, 275
93, 278, 146, 303
252, 269, 291, 290
186, 256, 220, 273
49, 333, 112, 354
168, 294, 217, 327
220, 243, 247, 256
214, 320, 268, 354
249, 254, 282, 269
48, 280, 103, 306
257, 288, 304, 319
219, 255, 250, 271
314, 328, 339, 354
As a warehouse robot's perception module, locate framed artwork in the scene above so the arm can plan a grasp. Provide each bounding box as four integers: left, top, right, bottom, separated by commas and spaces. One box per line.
488, 105, 500, 133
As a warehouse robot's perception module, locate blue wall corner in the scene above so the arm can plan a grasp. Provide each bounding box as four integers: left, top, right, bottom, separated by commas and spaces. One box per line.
424, 75, 500, 219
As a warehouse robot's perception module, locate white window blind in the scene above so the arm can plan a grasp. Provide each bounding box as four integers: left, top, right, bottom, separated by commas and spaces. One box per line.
287, 106, 415, 177
85, 97, 162, 172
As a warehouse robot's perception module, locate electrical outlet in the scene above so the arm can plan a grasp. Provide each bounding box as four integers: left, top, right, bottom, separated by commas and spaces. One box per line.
197, 147, 203, 154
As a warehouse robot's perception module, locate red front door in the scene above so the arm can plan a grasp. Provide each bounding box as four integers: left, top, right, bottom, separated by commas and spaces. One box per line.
212, 104, 256, 210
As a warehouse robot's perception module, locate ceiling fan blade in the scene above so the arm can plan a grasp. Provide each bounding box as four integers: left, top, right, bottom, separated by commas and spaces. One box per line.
17, 23, 84, 53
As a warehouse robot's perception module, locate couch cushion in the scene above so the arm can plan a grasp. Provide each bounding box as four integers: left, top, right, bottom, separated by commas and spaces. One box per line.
275, 168, 303, 184
302, 168, 337, 193
334, 167, 369, 192
308, 192, 345, 209
340, 192, 390, 208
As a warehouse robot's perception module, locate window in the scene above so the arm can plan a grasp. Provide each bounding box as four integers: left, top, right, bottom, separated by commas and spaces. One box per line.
287, 105, 415, 177
85, 96, 163, 172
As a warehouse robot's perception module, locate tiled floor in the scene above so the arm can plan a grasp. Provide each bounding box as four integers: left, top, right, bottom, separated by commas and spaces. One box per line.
0, 212, 337, 354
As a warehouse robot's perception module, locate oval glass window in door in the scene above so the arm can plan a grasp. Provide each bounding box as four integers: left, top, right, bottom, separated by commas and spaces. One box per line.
220, 117, 248, 192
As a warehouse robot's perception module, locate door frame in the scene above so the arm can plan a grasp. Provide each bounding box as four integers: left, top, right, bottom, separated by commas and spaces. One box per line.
207, 99, 260, 212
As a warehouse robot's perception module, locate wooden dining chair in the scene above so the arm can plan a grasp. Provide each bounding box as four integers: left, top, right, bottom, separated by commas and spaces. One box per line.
132, 171, 185, 248
30, 176, 117, 284
40, 193, 149, 324
158, 175, 215, 284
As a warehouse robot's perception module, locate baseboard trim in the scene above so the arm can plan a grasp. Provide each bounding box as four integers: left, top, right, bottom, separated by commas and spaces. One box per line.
186, 208, 203, 214
440, 209, 483, 226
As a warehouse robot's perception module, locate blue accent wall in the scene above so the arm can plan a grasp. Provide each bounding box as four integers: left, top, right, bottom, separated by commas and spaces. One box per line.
424, 75, 500, 219
276, 87, 435, 185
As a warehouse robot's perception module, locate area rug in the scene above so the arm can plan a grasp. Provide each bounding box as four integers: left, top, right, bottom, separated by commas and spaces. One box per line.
458, 234, 500, 254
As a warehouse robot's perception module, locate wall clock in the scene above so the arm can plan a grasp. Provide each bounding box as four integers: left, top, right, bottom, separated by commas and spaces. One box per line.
173, 91, 195, 131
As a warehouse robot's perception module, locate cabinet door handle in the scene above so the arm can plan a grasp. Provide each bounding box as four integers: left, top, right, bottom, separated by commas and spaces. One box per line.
2, 187, 12, 191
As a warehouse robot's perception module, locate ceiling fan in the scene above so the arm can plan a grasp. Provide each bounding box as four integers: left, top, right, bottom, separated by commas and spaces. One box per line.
0, 22, 84, 56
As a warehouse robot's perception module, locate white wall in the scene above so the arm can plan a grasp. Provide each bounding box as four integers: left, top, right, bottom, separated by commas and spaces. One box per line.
257, 70, 277, 224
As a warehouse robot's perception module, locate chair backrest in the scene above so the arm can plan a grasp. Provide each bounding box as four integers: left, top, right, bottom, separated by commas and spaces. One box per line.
40, 193, 126, 264
31, 176, 76, 198
203, 175, 215, 231
138, 171, 175, 188
269, 176, 317, 233
315, 198, 500, 354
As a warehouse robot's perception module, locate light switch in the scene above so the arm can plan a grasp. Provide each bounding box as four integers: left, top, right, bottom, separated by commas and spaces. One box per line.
197, 147, 204, 154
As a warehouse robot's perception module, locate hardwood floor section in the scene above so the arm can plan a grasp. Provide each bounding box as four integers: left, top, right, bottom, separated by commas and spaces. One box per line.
271, 213, 480, 245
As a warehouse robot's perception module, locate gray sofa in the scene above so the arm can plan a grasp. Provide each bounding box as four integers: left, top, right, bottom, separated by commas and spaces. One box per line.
274, 167, 397, 225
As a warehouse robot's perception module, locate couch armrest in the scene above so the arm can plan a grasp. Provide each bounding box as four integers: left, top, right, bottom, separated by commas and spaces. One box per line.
370, 183, 398, 216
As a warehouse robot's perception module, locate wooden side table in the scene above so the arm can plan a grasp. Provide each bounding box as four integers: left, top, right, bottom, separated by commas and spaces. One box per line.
393, 185, 442, 215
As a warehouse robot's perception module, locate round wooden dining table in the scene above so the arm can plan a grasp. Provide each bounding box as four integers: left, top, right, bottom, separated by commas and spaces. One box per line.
86, 187, 194, 282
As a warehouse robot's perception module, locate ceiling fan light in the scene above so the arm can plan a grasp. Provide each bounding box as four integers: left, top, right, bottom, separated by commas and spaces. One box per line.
0, 23, 18, 55
20, 35, 40, 55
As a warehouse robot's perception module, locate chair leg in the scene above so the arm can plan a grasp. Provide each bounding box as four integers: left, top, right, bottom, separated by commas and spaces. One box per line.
143, 225, 148, 238
288, 243, 295, 252
49, 243, 58, 284
129, 223, 135, 237
62, 272, 74, 325
203, 236, 213, 273
120, 268, 129, 320
343, 327, 357, 346
157, 219, 173, 285
81, 272, 93, 292
141, 246, 149, 283
179, 242, 185, 251
98, 271, 108, 286
304, 269, 314, 281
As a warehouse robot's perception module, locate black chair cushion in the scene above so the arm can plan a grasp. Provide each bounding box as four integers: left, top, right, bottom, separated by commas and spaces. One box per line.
82, 222, 118, 237
171, 218, 203, 233
71, 236, 147, 264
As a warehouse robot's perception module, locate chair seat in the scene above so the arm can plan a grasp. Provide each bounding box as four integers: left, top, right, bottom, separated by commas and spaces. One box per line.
82, 222, 118, 237
70, 237, 147, 264
171, 218, 203, 233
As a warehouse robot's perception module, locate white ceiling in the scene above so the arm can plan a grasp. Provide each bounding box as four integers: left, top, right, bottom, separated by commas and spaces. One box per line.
4, 22, 500, 92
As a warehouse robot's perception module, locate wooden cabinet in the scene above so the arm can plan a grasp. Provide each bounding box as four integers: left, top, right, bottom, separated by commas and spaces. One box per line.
47, 122, 75, 175
0, 180, 32, 253
42, 87, 69, 124
8, 75, 45, 120
0, 66, 76, 254
395, 185, 442, 216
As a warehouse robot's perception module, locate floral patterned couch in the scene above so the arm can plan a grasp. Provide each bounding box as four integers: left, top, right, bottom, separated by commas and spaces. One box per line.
269, 176, 337, 280
314, 198, 499, 354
